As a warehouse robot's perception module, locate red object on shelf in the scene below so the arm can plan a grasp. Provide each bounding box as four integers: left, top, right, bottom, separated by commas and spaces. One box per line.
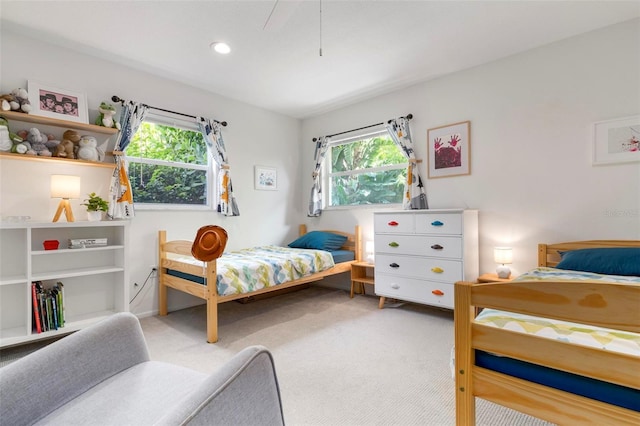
43, 240, 59, 250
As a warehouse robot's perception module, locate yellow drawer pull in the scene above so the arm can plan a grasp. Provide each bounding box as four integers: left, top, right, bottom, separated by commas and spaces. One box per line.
431, 267, 444, 273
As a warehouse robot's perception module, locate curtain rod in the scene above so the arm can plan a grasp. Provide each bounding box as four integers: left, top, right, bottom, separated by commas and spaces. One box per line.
111, 96, 227, 127
312, 113, 412, 142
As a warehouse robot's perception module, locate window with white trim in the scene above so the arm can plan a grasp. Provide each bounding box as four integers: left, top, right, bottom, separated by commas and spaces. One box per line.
125, 113, 214, 210
323, 129, 407, 208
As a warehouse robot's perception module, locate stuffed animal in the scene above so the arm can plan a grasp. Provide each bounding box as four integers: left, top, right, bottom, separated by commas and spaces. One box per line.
77, 135, 100, 161
55, 130, 80, 159
54, 139, 75, 158
0, 88, 31, 113
26, 127, 52, 156
0, 125, 11, 152
11, 140, 31, 155
95, 102, 120, 130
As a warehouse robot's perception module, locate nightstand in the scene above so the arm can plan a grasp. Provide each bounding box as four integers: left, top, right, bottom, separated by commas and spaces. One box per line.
350, 261, 375, 298
477, 273, 513, 283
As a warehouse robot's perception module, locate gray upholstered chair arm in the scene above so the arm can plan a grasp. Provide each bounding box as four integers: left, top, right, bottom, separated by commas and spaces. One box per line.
155, 345, 285, 426
0, 312, 150, 426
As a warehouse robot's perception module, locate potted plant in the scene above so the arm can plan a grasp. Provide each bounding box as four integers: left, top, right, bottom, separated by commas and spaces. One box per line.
82, 192, 109, 221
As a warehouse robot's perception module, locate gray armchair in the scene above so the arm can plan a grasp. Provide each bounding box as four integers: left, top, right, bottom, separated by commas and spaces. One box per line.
0, 313, 285, 426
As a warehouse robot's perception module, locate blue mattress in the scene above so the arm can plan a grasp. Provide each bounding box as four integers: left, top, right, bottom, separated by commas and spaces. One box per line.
475, 350, 640, 411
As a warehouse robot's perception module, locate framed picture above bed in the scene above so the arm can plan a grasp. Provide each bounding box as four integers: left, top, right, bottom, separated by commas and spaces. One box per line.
592, 115, 640, 165
427, 121, 471, 178
27, 80, 89, 124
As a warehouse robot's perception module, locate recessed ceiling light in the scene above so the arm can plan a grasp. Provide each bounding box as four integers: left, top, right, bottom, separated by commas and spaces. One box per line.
210, 42, 231, 55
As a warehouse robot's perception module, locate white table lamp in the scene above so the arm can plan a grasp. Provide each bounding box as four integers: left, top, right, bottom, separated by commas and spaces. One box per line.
494, 247, 513, 279
51, 175, 81, 222
365, 240, 375, 264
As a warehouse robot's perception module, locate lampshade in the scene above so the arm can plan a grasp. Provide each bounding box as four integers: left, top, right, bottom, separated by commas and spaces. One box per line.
51, 175, 81, 199
494, 247, 513, 265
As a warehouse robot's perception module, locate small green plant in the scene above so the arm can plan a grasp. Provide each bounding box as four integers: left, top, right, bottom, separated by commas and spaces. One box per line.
81, 193, 109, 212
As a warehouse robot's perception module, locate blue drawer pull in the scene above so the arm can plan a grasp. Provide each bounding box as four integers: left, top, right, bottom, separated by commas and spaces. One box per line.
431, 220, 444, 227
389, 263, 400, 268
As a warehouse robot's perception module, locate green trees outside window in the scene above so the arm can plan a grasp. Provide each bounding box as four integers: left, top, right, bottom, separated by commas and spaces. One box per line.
126, 119, 211, 207
328, 133, 407, 207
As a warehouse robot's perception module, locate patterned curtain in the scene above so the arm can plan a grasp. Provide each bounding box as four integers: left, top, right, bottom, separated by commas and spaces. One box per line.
307, 136, 331, 217
198, 118, 240, 216
107, 102, 149, 219
385, 117, 428, 209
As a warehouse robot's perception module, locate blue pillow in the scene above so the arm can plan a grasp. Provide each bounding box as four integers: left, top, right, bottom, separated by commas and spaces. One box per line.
555, 247, 640, 276
288, 231, 348, 251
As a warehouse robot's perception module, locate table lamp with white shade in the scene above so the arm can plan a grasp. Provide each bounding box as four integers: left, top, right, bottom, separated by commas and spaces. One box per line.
51, 175, 80, 222
494, 247, 513, 279
365, 240, 375, 264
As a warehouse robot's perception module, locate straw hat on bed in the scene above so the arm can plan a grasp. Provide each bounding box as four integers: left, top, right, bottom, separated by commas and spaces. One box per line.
191, 225, 228, 261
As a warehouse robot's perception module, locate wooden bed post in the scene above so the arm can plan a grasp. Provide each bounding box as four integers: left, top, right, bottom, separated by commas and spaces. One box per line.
537, 244, 548, 267
158, 230, 168, 316
205, 259, 219, 343
454, 280, 476, 426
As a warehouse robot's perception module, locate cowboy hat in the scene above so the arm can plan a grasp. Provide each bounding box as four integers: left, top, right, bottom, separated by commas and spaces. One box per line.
191, 225, 228, 261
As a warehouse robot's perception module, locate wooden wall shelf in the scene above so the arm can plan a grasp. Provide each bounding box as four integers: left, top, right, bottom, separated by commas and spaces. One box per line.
1, 110, 118, 135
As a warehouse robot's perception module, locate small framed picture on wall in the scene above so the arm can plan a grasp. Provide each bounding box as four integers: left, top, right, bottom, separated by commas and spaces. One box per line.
27, 80, 89, 124
254, 166, 277, 190
592, 115, 640, 165
427, 121, 471, 178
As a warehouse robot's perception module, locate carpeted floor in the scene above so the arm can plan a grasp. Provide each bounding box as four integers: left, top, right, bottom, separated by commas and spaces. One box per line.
138, 285, 554, 426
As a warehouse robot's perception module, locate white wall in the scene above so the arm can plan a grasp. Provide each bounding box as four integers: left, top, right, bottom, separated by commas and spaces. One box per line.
1, 29, 304, 316
301, 19, 640, 278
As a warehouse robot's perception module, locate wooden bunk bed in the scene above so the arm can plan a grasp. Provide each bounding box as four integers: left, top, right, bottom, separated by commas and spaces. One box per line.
158, 224, 361, 343
455, 240, 640, 425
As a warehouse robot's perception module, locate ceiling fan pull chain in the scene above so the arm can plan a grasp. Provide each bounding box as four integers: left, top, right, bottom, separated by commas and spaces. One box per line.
319, 0, 323, 57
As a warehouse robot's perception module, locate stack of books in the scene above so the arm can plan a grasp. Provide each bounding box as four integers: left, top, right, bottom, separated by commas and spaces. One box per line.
31, 281, 65, 333
68, 238, 108, 249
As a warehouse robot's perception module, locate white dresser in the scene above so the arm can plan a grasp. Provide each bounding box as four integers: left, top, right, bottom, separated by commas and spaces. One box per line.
374, 209, 478, 309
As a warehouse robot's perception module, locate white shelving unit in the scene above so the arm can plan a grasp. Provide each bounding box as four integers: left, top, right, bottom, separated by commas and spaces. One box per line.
0, 221, 129, 347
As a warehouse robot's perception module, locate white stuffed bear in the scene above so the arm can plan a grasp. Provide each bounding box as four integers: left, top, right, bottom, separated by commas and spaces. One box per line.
76, 135, 100, 161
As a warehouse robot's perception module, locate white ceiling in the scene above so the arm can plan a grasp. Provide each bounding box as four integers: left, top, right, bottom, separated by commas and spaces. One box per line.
2, 1, 639, 119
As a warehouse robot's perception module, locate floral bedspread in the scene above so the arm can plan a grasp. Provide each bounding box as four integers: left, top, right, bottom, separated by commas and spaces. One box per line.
170, 246, 335, 297
475, 268, 640, 355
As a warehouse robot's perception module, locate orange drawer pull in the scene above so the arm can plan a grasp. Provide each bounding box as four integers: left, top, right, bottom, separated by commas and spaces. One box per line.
431, 267, 444, 273
432, 289, 444, 296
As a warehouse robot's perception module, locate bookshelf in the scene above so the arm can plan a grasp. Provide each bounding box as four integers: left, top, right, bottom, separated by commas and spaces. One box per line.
0, 221, 129, 347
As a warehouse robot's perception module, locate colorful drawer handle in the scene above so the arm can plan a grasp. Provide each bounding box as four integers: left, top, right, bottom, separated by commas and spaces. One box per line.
432, 289, 444, 296
388, 242, 399, 247
389, 263, 400, 268
388, 221, 399, 226
431, 244, 443, 250
431, 220, 444, 227
431, 267, 444, 273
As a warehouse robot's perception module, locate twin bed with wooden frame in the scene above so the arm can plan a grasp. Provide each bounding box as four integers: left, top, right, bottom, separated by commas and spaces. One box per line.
158, 225, 361, 343
454, 240, 640, 425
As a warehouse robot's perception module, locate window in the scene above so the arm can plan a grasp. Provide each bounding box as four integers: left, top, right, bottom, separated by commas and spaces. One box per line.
323, 130, 407, 207
125, 113, 214, 210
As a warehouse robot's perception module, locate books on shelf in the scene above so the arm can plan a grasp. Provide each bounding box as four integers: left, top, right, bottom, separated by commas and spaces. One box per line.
68, 238, 107, 249
31, 281, 65, 333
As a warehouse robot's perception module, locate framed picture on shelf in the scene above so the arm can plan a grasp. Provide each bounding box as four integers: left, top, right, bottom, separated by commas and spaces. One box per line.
27, 80, 89, 124
254, 166, 277, 190
427, 121, 471, 178
592, 115, 640, 165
